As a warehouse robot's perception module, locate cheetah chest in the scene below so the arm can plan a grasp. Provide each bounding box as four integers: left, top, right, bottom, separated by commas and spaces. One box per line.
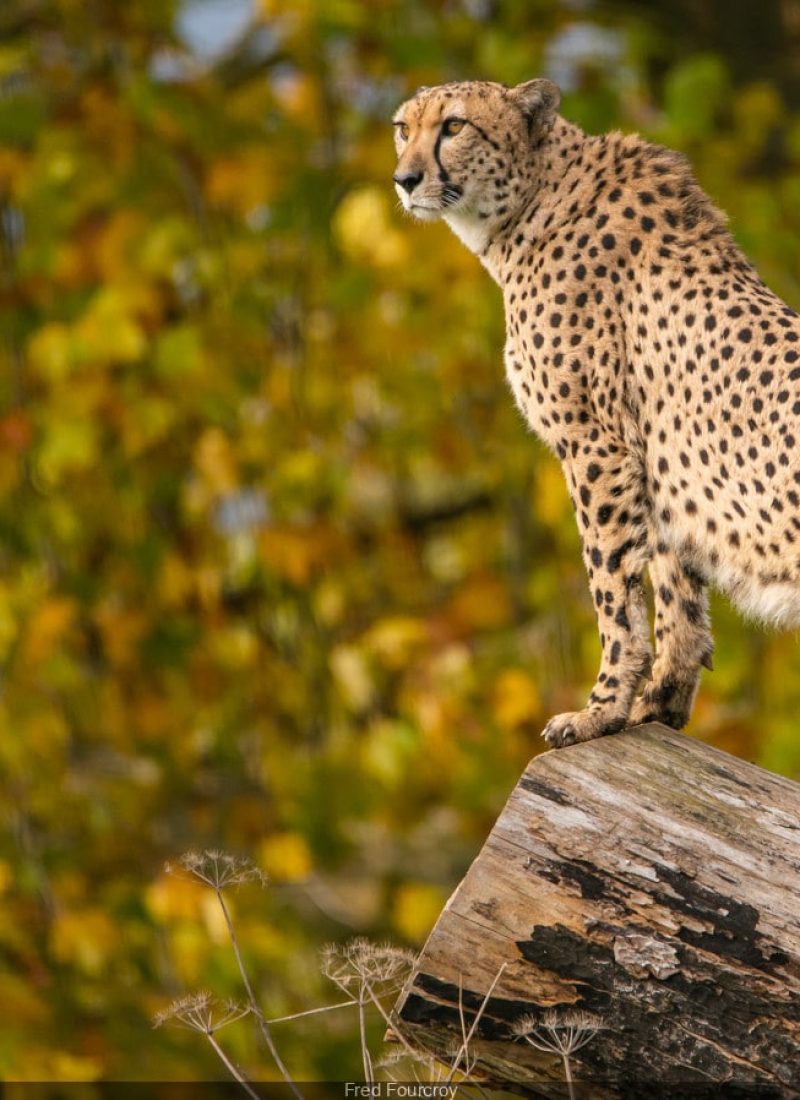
503, 319, 585, 446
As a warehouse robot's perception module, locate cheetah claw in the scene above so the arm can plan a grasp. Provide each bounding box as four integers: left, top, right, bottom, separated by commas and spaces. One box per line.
542, 709, 626, 749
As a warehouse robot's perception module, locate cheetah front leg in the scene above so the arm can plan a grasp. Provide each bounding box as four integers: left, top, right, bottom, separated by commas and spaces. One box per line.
628, 546, 713, 729
543, 454, 653, 748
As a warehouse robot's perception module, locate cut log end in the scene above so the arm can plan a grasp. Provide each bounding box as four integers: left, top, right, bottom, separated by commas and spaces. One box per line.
394, 724, 800, 1097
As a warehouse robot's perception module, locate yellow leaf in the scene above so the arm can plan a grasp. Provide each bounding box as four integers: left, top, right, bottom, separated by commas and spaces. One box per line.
536, 460, 570, 526
75, 287, 147, 364
94, 600, 149, 667
121, 394, 177, 457
392, 882, 446, 943
50, 908, 118, 976
278, 447, 326, 490
194, 427, 238, 493
137, 215, 194, 278
491, 668, 540, 730
362, 615, 428, 669
201, 891, 231, 945
154, 323, 204, 379
206, 148, 276, 213
165, 923, 210, 986
259, 524, 337, 586
211, 624, 258, 669
27, 322, 73, 381
259, 832, 312, 882
158, 553, 194, 607
47, 1052, 104, 1082
6, 1047, 103, 1082
362, 718, 417, 786
333, 186, 409, 268
36, 418, 99, 484
446, 572, 511, 633
0, 972, 48, 1030
95, 210, 146, 280
21, 596, 77, 665
330, 644, 374, 712
146, 871, 207, 923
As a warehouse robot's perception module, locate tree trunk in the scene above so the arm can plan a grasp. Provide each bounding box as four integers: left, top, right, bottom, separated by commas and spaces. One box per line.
394, 723, 800, 1097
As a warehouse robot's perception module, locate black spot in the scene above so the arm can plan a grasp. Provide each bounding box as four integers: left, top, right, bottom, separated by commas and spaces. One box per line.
607, 539, 634, 573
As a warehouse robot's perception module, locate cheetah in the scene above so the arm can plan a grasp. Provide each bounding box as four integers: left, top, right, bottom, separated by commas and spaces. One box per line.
392, 77, 800, 748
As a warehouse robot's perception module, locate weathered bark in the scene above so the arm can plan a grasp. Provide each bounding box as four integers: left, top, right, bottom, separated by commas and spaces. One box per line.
394, 723, 800, 1097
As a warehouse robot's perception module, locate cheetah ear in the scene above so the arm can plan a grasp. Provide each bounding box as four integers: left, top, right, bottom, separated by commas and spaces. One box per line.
512, 78, 561, 135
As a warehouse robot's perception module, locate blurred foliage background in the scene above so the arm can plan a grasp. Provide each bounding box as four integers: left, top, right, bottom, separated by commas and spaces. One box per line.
3, 0, 800, 1083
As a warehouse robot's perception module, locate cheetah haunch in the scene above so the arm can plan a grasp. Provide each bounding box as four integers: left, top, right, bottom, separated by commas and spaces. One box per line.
393, 78, 800, 748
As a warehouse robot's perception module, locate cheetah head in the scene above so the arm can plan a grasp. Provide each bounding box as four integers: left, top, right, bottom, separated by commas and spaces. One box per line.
392, 78, 560, 245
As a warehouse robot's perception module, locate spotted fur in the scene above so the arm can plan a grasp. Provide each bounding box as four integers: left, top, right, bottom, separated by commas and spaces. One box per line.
392, 78, 800, 748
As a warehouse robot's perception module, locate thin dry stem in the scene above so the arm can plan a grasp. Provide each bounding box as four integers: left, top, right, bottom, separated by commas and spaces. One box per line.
445, 962, 507, 1084
206, 1031, 262, 1100
364, 980, 425, 1064
266, 999, 357, 1025
358, 996, 373, 1083
214, 885, 303, 1100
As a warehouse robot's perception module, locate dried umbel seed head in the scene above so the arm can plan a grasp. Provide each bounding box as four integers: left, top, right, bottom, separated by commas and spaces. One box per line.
320, 938, 417, 993
167, 850, 268, 890
513, 1009, 604, 1054
153, 992, 250, 1034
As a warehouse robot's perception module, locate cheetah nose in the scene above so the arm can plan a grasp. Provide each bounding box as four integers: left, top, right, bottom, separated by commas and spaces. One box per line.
393, 170, 423, 195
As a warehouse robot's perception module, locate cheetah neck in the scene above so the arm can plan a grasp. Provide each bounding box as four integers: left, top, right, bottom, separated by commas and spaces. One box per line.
444, 118, 589, 279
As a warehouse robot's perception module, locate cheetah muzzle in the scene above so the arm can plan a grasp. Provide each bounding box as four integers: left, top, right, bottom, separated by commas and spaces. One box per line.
393, 77, 800, 748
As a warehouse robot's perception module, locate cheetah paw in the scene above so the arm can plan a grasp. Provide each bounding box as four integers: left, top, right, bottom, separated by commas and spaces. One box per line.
542, 709, 627, 749
628, 682, 695, 730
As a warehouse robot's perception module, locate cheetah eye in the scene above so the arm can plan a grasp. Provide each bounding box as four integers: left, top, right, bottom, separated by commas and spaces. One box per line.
441, 118, 465, 137
394, 121, 409, 141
